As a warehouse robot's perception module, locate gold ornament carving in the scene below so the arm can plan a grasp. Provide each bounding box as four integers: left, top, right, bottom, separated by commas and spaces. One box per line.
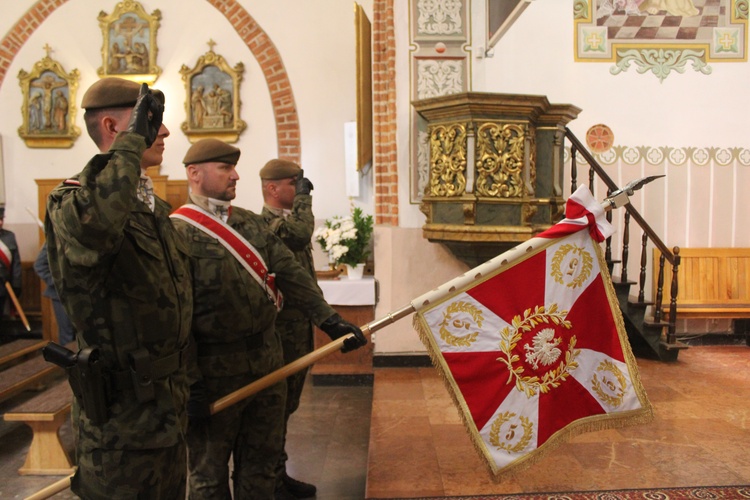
429, 123, 467, 197
438, 300, 483, 347
489, 412, 534, 453
522, 203, 537, 224
497, 304, 579, 398
475, 123, 526, 198
591, 359, 627, 408
550, 244, 594, 289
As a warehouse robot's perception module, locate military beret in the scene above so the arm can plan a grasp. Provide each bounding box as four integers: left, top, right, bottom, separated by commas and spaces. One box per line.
259, 159, 301, 180
0, 207, 4, 218
183, 138, 241, 165
81, 77, 164, 110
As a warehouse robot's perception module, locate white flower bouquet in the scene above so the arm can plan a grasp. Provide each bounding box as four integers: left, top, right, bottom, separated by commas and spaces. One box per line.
313, 206, 374, 267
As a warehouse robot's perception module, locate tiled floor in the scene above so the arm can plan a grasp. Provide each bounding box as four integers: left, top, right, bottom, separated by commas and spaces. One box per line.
1, 346, 748, 499
365, 345, 750, 498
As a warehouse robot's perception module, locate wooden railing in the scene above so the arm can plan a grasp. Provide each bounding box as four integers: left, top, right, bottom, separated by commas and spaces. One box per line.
564, 128, 681, 344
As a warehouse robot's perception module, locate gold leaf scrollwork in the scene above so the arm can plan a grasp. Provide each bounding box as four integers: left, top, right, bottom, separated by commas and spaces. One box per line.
497, 305, 579, 398
429, 123, 467, 197
591, 359, 627, 408
475, 122, 526, 198
489, 412, 534, 453
550, 244, 594, 289
438, 300, 483, 347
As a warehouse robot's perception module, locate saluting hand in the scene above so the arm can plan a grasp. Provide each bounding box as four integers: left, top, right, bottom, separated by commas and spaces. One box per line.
127, 83, 164, 147
295, 169, 314, 195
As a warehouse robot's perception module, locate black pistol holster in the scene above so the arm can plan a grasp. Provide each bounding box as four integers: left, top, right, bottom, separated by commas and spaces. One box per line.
42, 342, 110, 425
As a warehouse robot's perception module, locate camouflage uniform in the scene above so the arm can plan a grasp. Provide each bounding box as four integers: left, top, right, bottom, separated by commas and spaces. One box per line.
260, 195, 319, 479
45, 132, 193, 499
173, 196, 337, 499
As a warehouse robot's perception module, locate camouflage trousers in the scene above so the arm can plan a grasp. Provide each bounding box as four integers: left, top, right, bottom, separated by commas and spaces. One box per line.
187, 376, 286, 500
71, 440, 186, 499
275, 318, 314, 477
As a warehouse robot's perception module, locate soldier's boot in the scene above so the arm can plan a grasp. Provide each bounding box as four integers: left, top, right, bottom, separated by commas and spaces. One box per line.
280, 471, 317, 498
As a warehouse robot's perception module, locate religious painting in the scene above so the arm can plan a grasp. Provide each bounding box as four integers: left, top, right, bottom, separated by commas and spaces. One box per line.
18, 46, 81, 148
574, 0, 747, 81
355, 3, 373, 172
180, 41, 246, 144
97, 0, 162, 84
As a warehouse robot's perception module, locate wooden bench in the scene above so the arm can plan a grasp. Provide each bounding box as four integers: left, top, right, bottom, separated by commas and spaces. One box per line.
0, 348, 65, 405
653, 248, 750, 319
3, 378, 74, 475
0, 339, 48, 371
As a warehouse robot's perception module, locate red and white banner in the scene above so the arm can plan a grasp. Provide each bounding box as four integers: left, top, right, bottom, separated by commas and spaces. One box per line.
0, 239, 11, 271
412, 186, 652, 479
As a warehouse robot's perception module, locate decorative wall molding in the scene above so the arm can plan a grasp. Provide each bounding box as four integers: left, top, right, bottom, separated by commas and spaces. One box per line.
416, 0, 463, 36
566, 145, 750, 167
416, 59, 464, 99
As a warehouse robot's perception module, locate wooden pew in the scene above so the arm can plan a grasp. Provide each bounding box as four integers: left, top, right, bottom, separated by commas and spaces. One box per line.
0, 351, 64, 405
0, 339, 47, 371
653, 247, 750, 319
3, 378, 74, 475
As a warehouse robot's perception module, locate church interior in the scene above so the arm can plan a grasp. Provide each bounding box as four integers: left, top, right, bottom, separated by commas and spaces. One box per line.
1, 0, 749, 498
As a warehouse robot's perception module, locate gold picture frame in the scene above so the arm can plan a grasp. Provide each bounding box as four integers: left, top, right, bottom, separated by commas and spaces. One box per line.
97, 0, 162, 84
17, 45, 81, 149
180, 41, 246, 144
355, 3, 373, 172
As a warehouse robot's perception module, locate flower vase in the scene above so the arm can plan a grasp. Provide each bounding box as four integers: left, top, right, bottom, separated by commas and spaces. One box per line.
345, 263, 365, 280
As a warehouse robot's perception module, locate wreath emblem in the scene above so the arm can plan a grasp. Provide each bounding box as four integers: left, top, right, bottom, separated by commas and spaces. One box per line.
497, 304, 579, 398
591, 359, 627, 408
489, 412, 534, 453
438, 300, 483, 347
550, 243, 594, 289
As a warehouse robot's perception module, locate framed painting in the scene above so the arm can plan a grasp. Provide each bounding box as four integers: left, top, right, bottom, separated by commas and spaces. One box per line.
97, 0, 162, 84
180, 41, 247, 144
574, 0, 747, 81
355, 3, 373, 172
17, 46, 81, 149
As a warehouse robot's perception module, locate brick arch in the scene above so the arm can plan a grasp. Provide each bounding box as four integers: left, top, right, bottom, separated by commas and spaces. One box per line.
0, 0, 300, 163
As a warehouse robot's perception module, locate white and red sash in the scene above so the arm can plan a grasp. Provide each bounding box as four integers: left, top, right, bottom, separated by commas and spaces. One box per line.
0, 239, 11, 271
170, 204, 283, 310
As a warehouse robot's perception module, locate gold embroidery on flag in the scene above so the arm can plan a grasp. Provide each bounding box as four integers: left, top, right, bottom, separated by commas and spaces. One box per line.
489, 412, 534, 453
497, 305, 580, 398
551, 244, 593, 289
591, 359, 627, 408
438, 301, 483, 347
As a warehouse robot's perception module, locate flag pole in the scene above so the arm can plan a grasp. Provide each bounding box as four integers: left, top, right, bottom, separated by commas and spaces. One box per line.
211, 303, 415, 413
5, 282, 31, 332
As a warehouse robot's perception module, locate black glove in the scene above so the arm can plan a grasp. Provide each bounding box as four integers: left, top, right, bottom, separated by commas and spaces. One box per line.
319, 313, 367, 353
187, 381, 211, 424
295, 169, 314, 195
127, 83, 164, 147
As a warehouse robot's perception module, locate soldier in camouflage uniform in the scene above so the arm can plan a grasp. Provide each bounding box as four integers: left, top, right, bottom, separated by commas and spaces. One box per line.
259, 159, 319, 498
45, 78, 193, 499
171, 139, 367, 500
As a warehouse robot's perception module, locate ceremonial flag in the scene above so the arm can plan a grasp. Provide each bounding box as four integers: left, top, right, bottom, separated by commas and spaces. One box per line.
412, 186, 653, 479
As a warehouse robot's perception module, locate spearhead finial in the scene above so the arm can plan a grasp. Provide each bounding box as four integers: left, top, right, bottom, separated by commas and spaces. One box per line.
603, 175, 665, 211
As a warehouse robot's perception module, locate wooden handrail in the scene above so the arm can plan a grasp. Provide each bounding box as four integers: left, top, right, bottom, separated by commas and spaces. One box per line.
565, 128, 675, 266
